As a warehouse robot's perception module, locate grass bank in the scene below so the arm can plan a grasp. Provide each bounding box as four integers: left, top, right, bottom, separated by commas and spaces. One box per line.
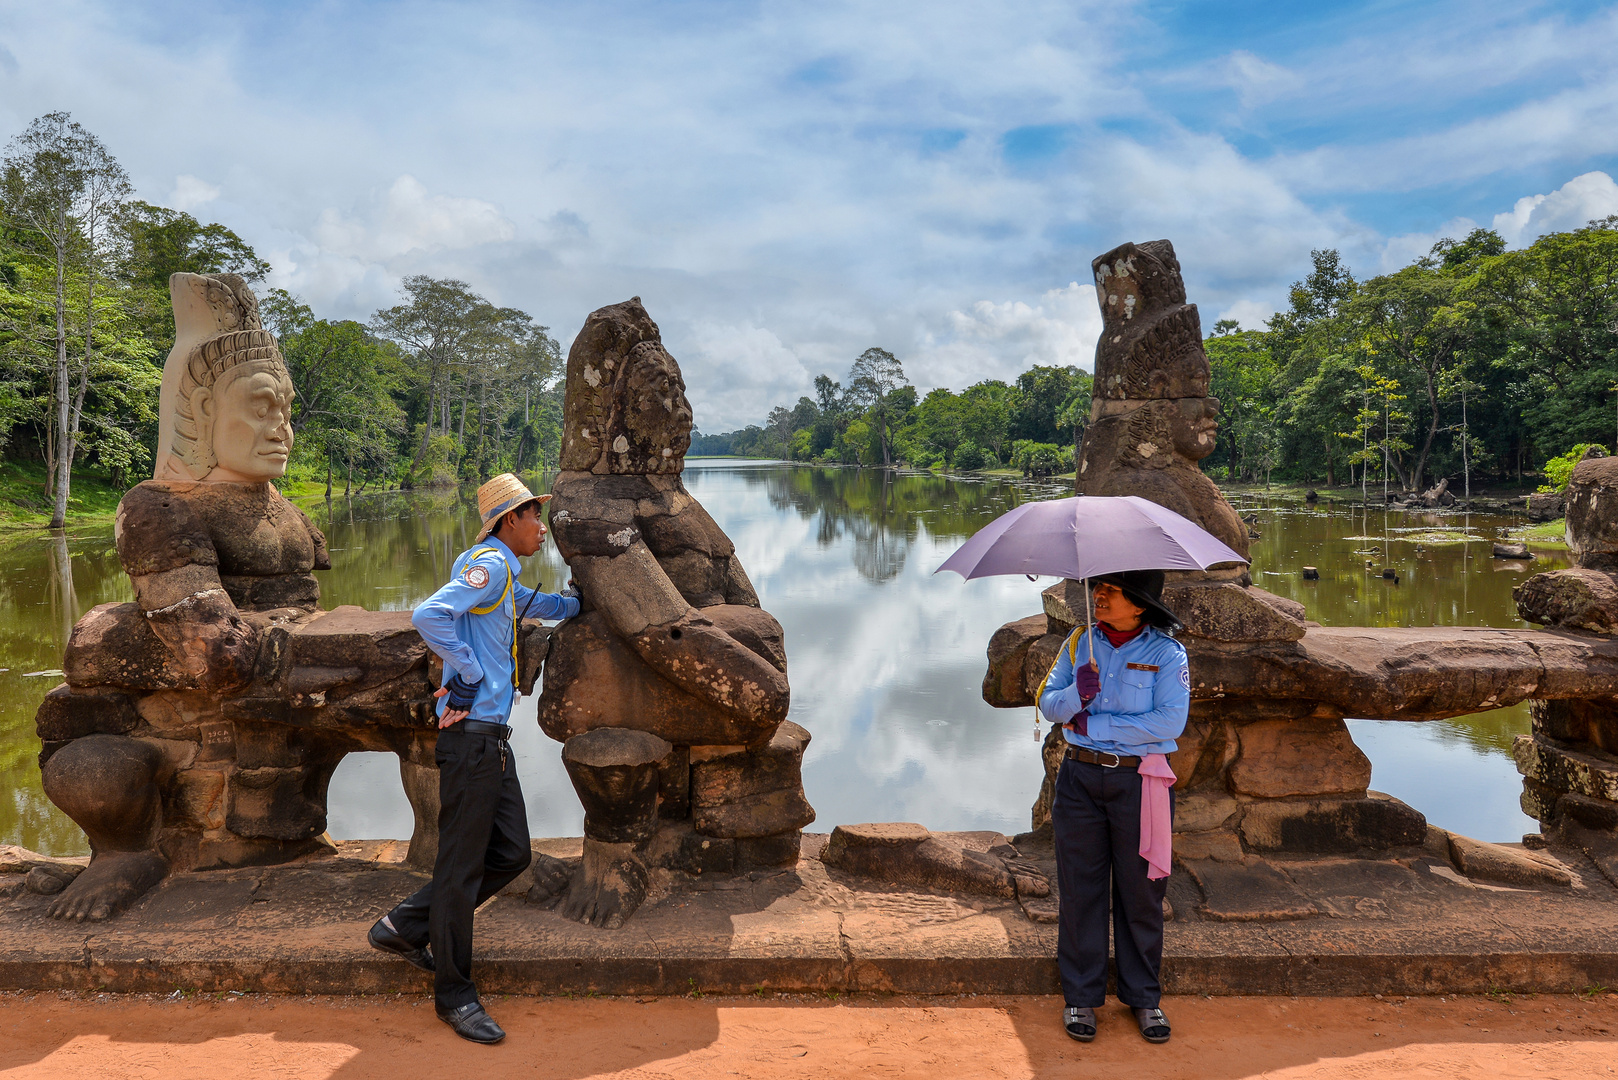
0, 461, 126, 530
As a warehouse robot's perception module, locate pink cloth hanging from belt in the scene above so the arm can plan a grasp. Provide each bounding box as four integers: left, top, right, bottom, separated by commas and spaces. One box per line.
1138, 754, 1176, 880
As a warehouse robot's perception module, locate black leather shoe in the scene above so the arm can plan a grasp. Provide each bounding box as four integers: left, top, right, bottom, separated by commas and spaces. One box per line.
368, 918, 434, 973
437, 1001, 505, 1044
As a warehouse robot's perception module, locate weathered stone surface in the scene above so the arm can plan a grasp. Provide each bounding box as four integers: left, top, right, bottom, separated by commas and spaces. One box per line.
1530, 698, 1618, 756
1182, 857, 1318, 922
63, 602, 255, 692
1557, 791, 1618, 832
1040, 580, 1086, 636
1566, 453, 1618, 569
693, 789, 816, 839
166, 769, 226, 831
826, 822, 931, 847
1229, 717, 1371, 798
1527, 491, 1565, 523
1239, 793, 1427, 853
1515, 569, 1618, 633
1169, 715, 1241, 790
1175, 791, 1240, 833
34, 685, 139, 741
1446, 832, 1573, 887
734, 831, 803, 870
1163, 583, 1306, 643
691, 721, 810, 806
562, 729, 673, 845
1493, 542, 1532, 559
225, 764, 336, 842
823, 827, 1017, 898
983, 615, 1048, 707
1174, 829, 1245, 862
1514, 735, 1618, 803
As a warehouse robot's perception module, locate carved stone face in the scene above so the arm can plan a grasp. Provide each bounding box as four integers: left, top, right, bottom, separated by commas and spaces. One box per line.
1170, 396, 1220, 462
196, 364, 295, 482
623, 342, 693, 466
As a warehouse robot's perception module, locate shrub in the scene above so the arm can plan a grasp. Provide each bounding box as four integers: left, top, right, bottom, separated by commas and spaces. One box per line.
1539, 443, 1607, 493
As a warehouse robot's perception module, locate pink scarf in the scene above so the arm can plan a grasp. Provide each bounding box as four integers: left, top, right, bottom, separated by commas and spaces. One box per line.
1138, 754, 1176, 880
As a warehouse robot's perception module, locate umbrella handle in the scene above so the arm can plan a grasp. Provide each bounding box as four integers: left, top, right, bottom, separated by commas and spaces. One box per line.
1083, 577, 1095, 670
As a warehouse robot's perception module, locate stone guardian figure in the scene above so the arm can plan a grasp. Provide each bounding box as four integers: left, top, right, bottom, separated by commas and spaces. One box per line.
38, 272, 330, 920
532, 298, 813, 928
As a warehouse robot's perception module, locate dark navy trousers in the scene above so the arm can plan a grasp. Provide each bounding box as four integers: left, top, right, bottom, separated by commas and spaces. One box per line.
387, 727, 532, 1011
1051, 756, 1170, 1009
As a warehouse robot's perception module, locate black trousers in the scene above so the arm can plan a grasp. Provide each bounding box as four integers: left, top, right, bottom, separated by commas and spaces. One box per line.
387, 727, 532, 1011
1051, 756, 1171, 1009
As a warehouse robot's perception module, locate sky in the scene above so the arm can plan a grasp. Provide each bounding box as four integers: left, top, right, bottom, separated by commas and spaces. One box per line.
4, 1, 1618, 432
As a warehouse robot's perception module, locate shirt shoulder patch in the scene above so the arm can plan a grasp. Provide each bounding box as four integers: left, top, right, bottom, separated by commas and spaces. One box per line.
463, 564, 490, 589
1180, 665, 1191, 690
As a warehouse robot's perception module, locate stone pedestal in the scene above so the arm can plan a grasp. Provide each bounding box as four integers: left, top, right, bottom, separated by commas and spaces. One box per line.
1517, 700, 1618, 886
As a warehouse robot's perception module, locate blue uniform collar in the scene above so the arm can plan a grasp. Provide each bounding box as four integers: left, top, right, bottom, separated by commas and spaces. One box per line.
481, 535, 521, 573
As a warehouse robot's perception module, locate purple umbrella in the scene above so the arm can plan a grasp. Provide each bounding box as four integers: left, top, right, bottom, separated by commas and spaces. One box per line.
935, 495, 1248, 665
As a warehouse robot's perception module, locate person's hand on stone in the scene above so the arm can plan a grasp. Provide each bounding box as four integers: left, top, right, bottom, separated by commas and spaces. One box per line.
1073, 662, 1101, 702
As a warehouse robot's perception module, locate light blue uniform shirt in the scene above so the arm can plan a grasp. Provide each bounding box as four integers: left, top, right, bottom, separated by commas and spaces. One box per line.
411, 535, 581, 724
1038, 624, 1191, 758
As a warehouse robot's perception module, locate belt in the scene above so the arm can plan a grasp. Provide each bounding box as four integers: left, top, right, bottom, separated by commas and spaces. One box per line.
1066, 745, 1140, 768
452, 719, 513, 739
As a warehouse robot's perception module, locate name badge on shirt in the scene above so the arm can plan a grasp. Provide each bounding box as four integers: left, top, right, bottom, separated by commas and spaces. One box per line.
1126, 662, 1160, 672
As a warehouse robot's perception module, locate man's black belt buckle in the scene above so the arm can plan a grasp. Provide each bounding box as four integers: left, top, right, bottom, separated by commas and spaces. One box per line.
458, 719, 512, 739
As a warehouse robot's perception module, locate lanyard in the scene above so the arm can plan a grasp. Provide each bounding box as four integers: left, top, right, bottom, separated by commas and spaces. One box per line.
467, 546, 520, 689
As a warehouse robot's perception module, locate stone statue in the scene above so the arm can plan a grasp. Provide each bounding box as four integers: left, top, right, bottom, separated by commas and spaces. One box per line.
35, 273, 434, 922
1079, 240, 1249, 572
532, 298, 813, 928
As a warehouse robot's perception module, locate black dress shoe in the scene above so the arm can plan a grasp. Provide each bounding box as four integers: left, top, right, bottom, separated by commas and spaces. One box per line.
368, 918, 435, 973
437, 1001, 506, 1044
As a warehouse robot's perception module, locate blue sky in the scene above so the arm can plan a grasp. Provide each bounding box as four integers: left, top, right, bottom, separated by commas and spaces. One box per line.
4, 0, 1618, 430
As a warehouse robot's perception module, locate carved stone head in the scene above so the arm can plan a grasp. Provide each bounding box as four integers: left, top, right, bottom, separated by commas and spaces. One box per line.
155, 273, 294, 483
561, 298, 692, 475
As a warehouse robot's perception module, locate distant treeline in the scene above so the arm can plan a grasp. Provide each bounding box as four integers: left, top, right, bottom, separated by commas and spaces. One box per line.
0, 112, 565, 526
692, 351, 1092, 478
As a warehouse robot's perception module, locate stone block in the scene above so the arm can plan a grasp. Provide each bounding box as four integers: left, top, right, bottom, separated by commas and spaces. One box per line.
136, 691, 216, 741
62, 602, 253, 691
1521, 777, 1562, 824
1021, 632, 1065, 702
735, 832, 802, 871
1526, 491, 1565, 524
1229, 717, 1371, 798
1041, 580, 1086, 637
1238, 793, 1426, 853
693, 788, 815, 839
1174, 791, 1239, 833
167, 769, 227, 831
1565, 454, 1618, 568
1514, 569, 1618, 633
1182, 857, 1317, 921
562, 728, 672, 845
192, 835, 332, 872
982, 615, 1047, 708
1446, 832, 1573, 887
280, 607, 427, 687
1513, 735, 1618, 803
653, 826, 735, 875
657, 745, 691, 819
1557, 791, 1618, 833
691, 721, 810, 806
822, 827, 1016, 897
34, 684, 140, 741
225, 764, 335, 842
399, 759, 439, 871
1173, 829, 1244, 862
1162, 583, 1306, 643
1529, 699, 1618, 756
1168, 718, 1238, 791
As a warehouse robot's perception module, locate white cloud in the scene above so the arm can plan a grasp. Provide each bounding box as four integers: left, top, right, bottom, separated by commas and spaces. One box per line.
1220, 50, 1301, 108
168, 174, 219, 212
1215, 299, 1274, 332
1492, 171, 1618, 247
680, 321, 815, 435
310, 176, 515, 263
1377, 216, 1479, 272
928, 282, 1101, 380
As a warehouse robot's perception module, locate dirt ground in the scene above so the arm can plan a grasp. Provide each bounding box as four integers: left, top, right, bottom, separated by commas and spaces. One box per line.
0, 990, 1614, 1079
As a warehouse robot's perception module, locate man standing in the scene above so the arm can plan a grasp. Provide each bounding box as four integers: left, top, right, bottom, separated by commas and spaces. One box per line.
369, 474, 581, 1044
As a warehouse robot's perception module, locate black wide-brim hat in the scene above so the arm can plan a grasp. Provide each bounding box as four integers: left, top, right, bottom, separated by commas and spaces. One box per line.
1093, 569, 1182, 630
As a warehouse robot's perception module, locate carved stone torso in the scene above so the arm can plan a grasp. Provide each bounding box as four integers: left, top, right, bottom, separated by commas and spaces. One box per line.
116, 480, 330, 612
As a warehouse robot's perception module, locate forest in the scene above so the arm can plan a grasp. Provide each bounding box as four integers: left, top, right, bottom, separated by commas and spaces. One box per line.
6, 111, 1618, 528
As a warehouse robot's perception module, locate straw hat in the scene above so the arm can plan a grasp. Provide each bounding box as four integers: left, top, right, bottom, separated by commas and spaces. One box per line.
474, 473, 552, 544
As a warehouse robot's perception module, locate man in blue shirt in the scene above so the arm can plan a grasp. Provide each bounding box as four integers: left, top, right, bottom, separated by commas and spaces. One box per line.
1040, 570, 1188, 1047
369, 474, 581, 1045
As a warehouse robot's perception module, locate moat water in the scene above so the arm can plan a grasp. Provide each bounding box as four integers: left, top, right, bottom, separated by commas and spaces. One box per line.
0, 462, 1561, 855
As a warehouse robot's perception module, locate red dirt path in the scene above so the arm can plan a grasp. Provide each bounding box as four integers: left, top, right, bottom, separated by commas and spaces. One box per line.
1, 991, 1614, 1078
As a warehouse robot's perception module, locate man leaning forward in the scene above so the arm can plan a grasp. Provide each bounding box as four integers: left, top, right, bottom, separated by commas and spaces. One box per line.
369, 473, 580, 1044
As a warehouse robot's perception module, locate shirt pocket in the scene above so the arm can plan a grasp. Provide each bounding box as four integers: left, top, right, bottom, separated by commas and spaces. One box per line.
1118, 669, 1156, 714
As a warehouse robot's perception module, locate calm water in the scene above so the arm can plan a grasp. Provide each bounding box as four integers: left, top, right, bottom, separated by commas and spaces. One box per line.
0, 465, 1564, 856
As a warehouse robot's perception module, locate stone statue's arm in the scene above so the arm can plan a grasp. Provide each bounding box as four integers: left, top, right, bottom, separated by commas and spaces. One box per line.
569, 540, 789, 726
722, 556, 760, 606
114, 485, 258, 690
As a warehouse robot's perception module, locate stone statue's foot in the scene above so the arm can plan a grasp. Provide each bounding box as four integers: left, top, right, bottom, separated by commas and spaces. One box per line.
524, 852, 577, 905
543, 840, 648, 929
45, 851, 168, 921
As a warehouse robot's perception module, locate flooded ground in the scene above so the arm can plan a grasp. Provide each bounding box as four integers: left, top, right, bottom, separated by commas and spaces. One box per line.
0, 465, 1562, 855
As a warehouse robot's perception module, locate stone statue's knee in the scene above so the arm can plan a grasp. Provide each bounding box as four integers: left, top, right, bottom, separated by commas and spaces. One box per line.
41, 734, 165, 850
562, 729, 673, 844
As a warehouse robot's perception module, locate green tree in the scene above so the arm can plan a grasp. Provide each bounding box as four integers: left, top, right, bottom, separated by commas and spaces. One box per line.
848, 347, 909, 467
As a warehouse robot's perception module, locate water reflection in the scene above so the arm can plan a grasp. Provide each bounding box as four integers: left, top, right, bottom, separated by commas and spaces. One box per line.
0, 471, 1566, 855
